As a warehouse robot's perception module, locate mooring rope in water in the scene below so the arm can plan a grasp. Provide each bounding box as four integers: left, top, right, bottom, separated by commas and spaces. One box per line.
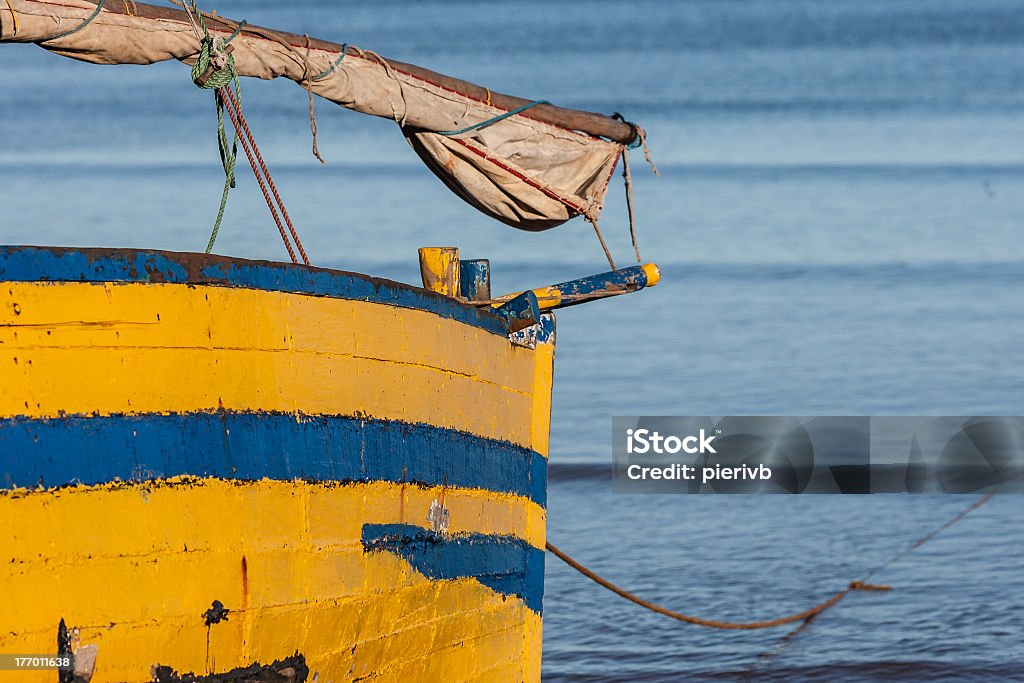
859, 491, 995, 582
547, 493, 994, 630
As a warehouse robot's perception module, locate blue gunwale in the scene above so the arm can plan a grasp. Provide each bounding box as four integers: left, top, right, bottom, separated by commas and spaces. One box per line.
0, 413, 547, 507
0, 246, 508, 336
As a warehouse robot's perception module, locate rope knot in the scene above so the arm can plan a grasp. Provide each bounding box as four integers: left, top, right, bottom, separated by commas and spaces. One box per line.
192, 35, 236, 90
849, 581, 892, 592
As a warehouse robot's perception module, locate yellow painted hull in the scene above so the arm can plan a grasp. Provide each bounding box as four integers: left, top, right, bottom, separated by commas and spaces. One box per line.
0, 247, 555, 682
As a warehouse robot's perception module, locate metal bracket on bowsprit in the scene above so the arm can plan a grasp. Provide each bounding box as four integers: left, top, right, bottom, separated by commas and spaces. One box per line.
492, 290, 540, 344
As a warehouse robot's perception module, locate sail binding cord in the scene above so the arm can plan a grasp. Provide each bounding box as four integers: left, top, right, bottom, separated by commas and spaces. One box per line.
621, 150, 640, 263
548, 493, 994, 630
312, 43, 348, 82
39, 0, 105, 42
612, 114, 659, 264
3, 0, 19, 36
302, 34, 326, 165
437, 100, 551, 137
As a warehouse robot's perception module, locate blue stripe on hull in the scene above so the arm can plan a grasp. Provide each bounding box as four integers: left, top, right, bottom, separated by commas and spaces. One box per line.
0, 413, 547, 506
362, 523, 545, 613
0, 247, 506, 336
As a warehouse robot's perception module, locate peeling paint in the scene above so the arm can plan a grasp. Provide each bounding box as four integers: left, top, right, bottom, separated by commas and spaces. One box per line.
426, 498, 450, 534
152, 654, 309, 683
203, 600, 231, 626
0, 246, 507, 335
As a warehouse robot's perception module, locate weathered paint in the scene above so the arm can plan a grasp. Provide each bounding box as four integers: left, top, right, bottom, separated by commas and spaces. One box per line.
459, 259, 491, 302
0, 478, 544, 682
492, 262, 661, 312
493, 290, 541, 333
362, 524, 545, 613
0, 413, 547, 507
152, 653, 310, 682
417, 247, 461, 298
0, 247, 555, 682
0, 280, 549, 451
0, 246, 507, 335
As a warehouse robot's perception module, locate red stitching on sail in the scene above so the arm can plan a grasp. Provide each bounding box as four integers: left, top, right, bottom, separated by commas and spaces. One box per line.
452, 138, 589, 218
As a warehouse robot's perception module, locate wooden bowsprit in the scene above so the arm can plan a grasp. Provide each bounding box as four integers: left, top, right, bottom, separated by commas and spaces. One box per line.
487, 264, 661, 313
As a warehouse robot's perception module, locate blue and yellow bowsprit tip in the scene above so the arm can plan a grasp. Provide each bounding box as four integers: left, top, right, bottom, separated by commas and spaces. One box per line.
0, 247, 555, 682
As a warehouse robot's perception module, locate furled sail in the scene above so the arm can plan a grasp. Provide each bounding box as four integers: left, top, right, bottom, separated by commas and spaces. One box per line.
2, 0, 641, 231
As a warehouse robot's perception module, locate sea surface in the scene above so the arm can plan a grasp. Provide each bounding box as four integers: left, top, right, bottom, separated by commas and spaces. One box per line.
2, 0, 1023, 680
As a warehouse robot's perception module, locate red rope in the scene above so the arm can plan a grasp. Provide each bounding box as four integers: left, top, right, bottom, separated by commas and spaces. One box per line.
220, 85, 310, 266
549, 492, 995, 630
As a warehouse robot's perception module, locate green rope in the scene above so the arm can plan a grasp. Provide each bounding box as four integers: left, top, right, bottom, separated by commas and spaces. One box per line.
311, 43, 348, 82
191, 34, 239, 90
202, 85, 240, 253
436, 99, 549, 136
188, 3, 242, 254
41, 0, 105, 42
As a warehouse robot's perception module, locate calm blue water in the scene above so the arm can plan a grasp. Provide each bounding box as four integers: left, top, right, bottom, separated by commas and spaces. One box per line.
3, 0, 1023, 680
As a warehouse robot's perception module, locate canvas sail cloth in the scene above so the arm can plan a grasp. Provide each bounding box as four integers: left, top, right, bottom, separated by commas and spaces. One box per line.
2, 0, 627, 231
